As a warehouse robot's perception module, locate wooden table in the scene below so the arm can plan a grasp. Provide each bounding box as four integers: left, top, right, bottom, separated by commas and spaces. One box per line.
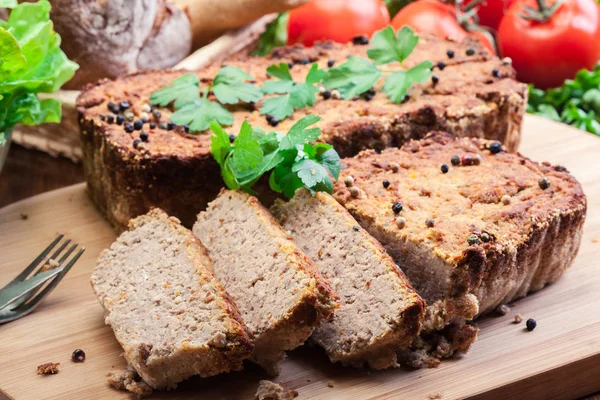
1, 116, 600, 399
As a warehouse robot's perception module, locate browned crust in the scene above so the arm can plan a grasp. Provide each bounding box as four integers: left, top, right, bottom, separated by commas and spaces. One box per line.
78, 35, 527, 231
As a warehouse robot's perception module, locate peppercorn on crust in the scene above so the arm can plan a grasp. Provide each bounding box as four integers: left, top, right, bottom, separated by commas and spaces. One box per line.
77, 34, 527, 231
192, 190, 337, 375
91, 209, 253, 390
271, 190, 425, 369
333, 132, 587, 316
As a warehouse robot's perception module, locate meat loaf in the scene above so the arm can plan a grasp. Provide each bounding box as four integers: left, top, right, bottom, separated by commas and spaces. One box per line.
77, 34, 527, 230
333, 132, 587, 320
271, 190, 425, 369
91, 209, 253, 389
192, 190, 337, 374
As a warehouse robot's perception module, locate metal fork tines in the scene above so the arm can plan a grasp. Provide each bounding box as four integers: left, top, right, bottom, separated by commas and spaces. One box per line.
0, 234, 85, 324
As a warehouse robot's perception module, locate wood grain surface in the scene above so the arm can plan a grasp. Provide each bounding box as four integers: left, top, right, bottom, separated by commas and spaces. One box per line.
0, 115, 599, 400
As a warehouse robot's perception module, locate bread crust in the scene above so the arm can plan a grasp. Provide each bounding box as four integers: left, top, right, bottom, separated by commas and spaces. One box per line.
78, 35, 527, 231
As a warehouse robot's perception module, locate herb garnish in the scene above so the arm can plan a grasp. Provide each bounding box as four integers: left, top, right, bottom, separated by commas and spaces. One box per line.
260, 63, 328, 121
149, 67, 261, 132
252, 12, 289, 57
210, 114, 340, 198
0, 0, 78, 144
323, 26, 433, 103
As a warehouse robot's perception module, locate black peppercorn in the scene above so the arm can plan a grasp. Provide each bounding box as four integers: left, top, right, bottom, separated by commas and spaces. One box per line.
140, 131, 149, 142
321, 90, 332, 100
353, 225, 360, 232
489, 141, 502, 154
133, 139, 141, 149
437, 61, 446, 70
229, 134, 236, 142
158, 122, 168, 130
287, 62, 294, 69
364, 93, 373, 101
71, 349, 86, 363
149, 122, 157, 129
382, 180, 390, 189
116, 114, 124, 125
167, 122, 176, 130
124, 123, 134, 133
327, 59, 335, 68
467, 234, 481, 245
107, 102, 120, 113
447, 49, 455, 58
425, 218, 435, 228
492, 68, 501, 78
184, 124, 189, 133
441, 164, 449, 173
451, 155, 460, 166
153, 110, 161, 120
269, 118, 279, 127
133, 120, 144, 130
539, 177, 550, 190
431, 75, 439, 84
392, 202, 403, 214
466, 47, 475, 56
106, 114, 115, 124
119, 101, 130, 111
526, 318, 537, 331
352, 35, 369, 45
299, 58, 310, 65
481, 232, 490, 242
265, 114, 274, 123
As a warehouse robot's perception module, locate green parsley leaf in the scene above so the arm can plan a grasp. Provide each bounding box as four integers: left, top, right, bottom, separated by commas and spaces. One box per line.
383, 61, 433, 103
212, 66, 262, 105
260, 63, 326, 121
322, 56, 381, 99
367, 26, 419, 65
230, 120, 263, 172
170, 95, 234, 132
252, 12, 289, 57
279, 114, 321, 149
209, 121, 231, 167
0, 0, 18, 7
149, 73, 200, 109
293, 159, 330, 190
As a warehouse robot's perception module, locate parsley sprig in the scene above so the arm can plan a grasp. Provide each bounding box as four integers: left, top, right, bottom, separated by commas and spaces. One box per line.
210, 115, 340, 198
149, 67, 262, 132
323, 26, 433, 103
260, 63, 328, 121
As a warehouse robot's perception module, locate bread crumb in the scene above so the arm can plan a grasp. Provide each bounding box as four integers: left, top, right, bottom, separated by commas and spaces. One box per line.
20, 213, 28, 220
495, 304, 511, 316
107, 367, 152, 397
327, 381, 335, 388
514, 314, 523, 324
41, 258, 60, 272
255, 380, 298, 400
428, 393, 442, 399
37, 362, 60, 375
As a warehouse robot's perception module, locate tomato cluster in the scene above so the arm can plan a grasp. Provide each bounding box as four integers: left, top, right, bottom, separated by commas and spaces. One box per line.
286, 0, 600, 89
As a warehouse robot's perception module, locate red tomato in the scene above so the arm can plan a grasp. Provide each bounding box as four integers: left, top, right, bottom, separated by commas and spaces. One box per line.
391, 0, 495, 53
498, 0, 600, 88
465, 0, 516, 30
287, 0, 390, 46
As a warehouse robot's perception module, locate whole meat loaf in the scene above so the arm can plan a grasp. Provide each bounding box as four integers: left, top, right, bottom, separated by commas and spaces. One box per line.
77, 33, 527, 231
193, 190, 338, 375
271, 190, 425, 369
91, 209, 253, 389
333, 133, 586, 354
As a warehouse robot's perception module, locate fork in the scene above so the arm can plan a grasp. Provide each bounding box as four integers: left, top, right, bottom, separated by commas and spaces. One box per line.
0, 234, 85, 324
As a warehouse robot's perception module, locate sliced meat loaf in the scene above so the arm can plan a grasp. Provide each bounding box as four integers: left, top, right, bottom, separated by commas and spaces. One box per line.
91, 209, 253, 389
192, 189, 337, 374
271, 190, 425, 369
333, 132, 587, 319
78, 34, 527, 231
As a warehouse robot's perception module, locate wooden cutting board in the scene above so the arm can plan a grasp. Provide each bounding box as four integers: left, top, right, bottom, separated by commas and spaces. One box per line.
1, 115, 599, 400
